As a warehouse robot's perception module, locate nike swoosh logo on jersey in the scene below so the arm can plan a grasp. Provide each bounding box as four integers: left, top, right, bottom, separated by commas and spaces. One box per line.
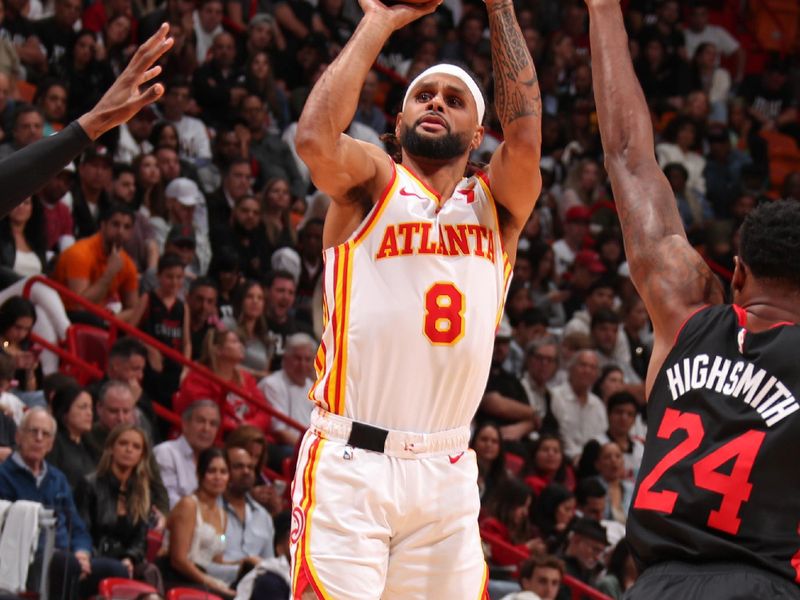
399, 187, 429, 201
448, 452, 465, 464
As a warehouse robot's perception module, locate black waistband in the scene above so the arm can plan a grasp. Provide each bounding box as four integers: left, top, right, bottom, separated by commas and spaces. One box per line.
346, 421, 389, 453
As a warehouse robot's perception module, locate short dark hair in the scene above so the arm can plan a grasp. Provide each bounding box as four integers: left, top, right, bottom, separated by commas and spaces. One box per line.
575, 477, 607, 506
113, 162, 135, 179
607, 391, 638, 414
265, 269, 296, 288
190, 276, 218, 295
197, 446, 227, 481
591, 308, 620, 329
158, 252, 185, 273
99, 202, 135, 223
739, 201, 800, 288
518, 554, 565, 581
518, 307, 549, 328
109, 337, 147, 361
51, 384, 86, 429
587, 278, 616, 297
12, 104, 43, 127
0, 296, 36, 334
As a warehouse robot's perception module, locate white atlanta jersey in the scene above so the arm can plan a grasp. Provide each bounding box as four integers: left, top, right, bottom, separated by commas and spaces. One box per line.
309, 160, 513, 433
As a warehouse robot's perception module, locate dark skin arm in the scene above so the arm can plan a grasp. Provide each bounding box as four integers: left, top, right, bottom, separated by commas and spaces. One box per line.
485, 0, 542, 263
586, 0, 724, 396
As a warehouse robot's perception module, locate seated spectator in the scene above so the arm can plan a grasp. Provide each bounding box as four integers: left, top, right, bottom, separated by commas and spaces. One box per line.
264, 270, 314, 370
36, 163, 76, 253
115, 105, 156, 164
208, 248, 241, 321
738, 55, 799, 144
70, 145, 114, 240
156, 177, 211, 276
684, 2, 745, 84
75, 424, 164, 592
211, 196, 272, 283
174, 328, 270, 435
223, 280, 271, 378
225, 424, 284, 516
113, 163, 160, 276
159, 78, 213, 165
590, 442, 633, 525
86, 380, 170, 516
192, 32, 245, 131
689, 43, 731, 123
244, 50, 290, 133
520, 338, 561, 434
663, 162, 712, 244
154, 399, 220, 508
258, 332, 315, 447
0, 297, 44, 400
0, 407, 128, 598
33, 79, 68, 136
528, 242, 567, 327
261, 177, 299, 250
0, 353, 25, 426
47, 383, 95, 488
574, 479, 626, 550
0, 200, 71, 375
187, 277, 219, 360
656, 116, 706, 197
634, 35, 690, 113
596, 541, 638, 599
557, 517, 608, 590
621, 295, 651, 383
531, 484, 576, 554
523, 433, 576, 497
481, 478, 546, 569
550, 350, 606, 462
558, 160, 604, 221
478, 322, 538, 445
166, 447, 238, 598
51, 203, 144, 325
469, 422, 508, 504
0, 106, 44, 162
221, 446, 275, 568
590, 310, 643, 393
500, 554, 565, 600
594, 392, 644, 482
205, 158, 254, 229
505, 308, 549, 377
138, 253, 191, 407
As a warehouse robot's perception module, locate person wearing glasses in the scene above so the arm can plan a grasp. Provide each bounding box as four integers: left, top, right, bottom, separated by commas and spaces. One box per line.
0, 406, 128, 598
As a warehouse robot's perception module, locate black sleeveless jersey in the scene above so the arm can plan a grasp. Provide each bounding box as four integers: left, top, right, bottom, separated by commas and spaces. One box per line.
626, 304, 800, 587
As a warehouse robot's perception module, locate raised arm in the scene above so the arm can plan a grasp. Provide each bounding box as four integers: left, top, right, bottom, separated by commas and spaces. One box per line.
295, 0, 437, 205
587, 0, 723, 393
485, 0, 542, 249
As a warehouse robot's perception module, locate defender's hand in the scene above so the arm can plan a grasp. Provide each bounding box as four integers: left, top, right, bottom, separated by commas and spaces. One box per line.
78, 24, 174, 140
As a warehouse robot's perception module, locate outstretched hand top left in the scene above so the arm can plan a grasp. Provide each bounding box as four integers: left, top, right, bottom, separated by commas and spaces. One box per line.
78, 23, 174, 140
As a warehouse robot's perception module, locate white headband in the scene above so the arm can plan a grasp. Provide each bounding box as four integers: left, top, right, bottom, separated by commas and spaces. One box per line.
402, 64, 485, 124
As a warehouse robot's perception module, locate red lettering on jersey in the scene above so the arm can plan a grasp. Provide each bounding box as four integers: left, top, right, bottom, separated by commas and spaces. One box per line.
469, 224, 486, 257
418, 222, 438, 254
461, 188, 475, 204
445, 224, 470, 256
486, 229, 495, 262
437, 224, 450, 255
397, 222, 421, 255
375, 226, 399, 259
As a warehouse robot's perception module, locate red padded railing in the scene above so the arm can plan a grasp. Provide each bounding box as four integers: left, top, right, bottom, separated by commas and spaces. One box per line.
22, 275, 306, 432
480, 529, 613, 600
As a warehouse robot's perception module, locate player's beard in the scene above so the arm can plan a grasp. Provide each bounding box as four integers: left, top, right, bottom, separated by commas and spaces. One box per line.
400, 121, 471, 161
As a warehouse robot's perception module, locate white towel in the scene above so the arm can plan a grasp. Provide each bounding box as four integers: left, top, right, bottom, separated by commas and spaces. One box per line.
0, 500, 41, 592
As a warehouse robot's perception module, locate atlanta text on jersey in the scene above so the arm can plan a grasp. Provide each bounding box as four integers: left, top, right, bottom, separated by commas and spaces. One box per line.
665, 354, 800, 427
375, 222, 498, 262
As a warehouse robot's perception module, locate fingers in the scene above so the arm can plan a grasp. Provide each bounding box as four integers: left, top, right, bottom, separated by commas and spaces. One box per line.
138, 65, 162, 86
128, 23, 173, 74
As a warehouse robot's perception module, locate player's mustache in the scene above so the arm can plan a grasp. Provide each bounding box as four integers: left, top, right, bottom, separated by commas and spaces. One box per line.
414, 112, 450, 132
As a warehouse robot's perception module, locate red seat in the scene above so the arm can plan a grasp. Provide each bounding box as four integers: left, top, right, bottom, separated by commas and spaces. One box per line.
146, 528, 164, 563
98, 577, 158, 599
166, 588, 225, 600
63, 324, 111, 383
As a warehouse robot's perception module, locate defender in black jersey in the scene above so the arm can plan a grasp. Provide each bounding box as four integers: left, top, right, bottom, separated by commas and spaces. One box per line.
586, 0, 800, 597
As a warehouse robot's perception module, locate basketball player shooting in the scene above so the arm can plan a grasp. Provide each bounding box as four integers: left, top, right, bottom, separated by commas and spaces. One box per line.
0, 24, 173, 218
587, 0, 800, 597
291, 0, 541, 597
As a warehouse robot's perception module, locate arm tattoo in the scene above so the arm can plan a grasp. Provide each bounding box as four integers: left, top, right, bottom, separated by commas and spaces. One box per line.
488, 0, 541, 125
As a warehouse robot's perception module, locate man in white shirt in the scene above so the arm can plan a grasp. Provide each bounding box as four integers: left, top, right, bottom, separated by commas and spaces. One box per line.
193, 0, 224, 64
114, 106, 156, 164
159, 78, 212, 163
520, 337, 560, 424
550, 350, 607, 462
153, 399, 220, 508
684, 3, 745, 83
258, 333, 315, 446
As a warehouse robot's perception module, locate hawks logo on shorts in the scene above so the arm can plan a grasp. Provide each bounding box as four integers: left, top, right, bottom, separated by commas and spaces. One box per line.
290, 506, 305, 545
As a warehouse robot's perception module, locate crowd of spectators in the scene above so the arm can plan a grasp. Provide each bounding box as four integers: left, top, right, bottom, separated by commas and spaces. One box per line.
0, 0, 797, 598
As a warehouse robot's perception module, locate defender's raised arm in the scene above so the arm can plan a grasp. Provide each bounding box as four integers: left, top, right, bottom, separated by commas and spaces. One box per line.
484, 0, 543, 255
586, 0, 722, 392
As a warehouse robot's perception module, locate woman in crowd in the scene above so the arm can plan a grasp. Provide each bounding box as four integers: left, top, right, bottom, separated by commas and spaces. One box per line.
558, 158, 604, 219
223, 280, 272, 379
166, 447, 250, 598
208, 248, 242, 321
656, 115, 707, 196
174, 328, 270, 436
592, 365, 625, 403
523, 433, 575, 496
597, 541, 638, 599
48, 384, 95, 488
96, 13, 136, 76
245, 51, 290, 133
531, 483, 576, 553
57, 30, 116, 121
0, 296, 44, 397
0, 199, 71, 375
592, 442, 634, 525
528, 241, 567, 327
634, 35, 690, 113
480, 478, 546, 570
261, 177, 297, 250
469, 422, 508, 504
75, 424, 164, 592
690, 42, 731, 123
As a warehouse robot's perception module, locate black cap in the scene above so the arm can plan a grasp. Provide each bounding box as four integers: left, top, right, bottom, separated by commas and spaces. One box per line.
571, 517, 609, 545
166, 224, 196, 247
80, 144, 113, 166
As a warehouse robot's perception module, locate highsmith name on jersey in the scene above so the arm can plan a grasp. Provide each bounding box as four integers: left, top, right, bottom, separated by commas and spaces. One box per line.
309, 160, 512, 433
